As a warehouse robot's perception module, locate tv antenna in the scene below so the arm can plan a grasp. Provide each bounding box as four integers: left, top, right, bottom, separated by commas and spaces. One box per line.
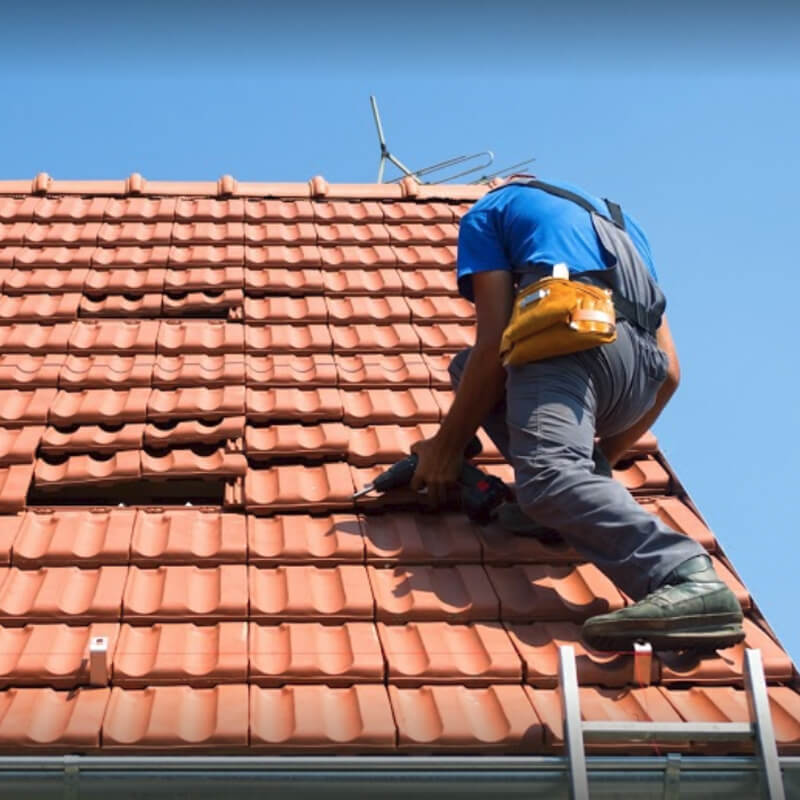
370, 95, 535, 185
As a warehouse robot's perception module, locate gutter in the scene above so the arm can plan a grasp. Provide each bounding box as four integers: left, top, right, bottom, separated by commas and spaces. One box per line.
0, 755, 797, 799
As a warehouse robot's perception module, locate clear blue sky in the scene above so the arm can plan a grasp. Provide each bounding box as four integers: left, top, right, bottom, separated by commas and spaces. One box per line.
2, 2, 798, 662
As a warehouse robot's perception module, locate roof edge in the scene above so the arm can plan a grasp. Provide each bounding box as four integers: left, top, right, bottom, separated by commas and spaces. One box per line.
0, 173, 489, 201
1, 755, 796, 798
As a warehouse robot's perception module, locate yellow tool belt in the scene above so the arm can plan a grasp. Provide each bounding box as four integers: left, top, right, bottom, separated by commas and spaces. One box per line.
499, 275, 617, 366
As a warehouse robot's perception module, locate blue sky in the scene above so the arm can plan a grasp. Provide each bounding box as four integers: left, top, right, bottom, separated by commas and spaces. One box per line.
2, 2, 799, 662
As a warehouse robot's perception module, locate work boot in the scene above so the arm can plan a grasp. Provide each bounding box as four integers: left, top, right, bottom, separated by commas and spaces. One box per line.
581, 555, 745, 652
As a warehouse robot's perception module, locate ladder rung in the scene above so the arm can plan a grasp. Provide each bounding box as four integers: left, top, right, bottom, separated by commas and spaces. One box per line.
582, 721, 753, 743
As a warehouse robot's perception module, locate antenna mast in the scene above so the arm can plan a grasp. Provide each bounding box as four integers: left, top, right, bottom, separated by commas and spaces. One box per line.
370, 96, 535, 184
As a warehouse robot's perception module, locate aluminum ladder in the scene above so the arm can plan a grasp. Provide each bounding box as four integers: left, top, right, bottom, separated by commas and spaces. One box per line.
557, 644, 785, 800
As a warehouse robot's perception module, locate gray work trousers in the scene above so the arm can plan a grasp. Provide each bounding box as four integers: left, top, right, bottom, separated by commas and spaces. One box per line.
449, 320, 705, 601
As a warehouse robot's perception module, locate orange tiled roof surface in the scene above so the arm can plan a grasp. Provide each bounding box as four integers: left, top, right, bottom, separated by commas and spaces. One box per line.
0, 173, 797, 754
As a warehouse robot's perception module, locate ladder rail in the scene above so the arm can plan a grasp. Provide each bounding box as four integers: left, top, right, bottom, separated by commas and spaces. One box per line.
745, 648, 786, 800
557, 644, 786, 800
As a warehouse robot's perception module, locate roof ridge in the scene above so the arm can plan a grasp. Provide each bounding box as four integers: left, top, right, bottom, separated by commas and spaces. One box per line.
0, 173, 492, 202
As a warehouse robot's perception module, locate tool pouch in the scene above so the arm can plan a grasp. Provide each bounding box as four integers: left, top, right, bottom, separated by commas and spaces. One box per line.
499, 272, 617, 366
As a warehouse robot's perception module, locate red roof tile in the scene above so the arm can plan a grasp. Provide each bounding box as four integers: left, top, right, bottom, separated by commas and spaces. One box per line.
0, 464, 35, 512
369, 565, 499, 622
4, 267, 88, 293
84, 267, 165, 294
341, 388, 441, 426
0, 323, 72, 354
0, 426, 43, 465
60, 354, 154, 389
249, 565, 374, 621
122, 565, 248, 623
335, 353, 429, 388
245, 323, 333, 354
0, 566, 126, 624
379, 622, 522, 686
244, 266, 324, 294
249, 622, 383, 685
0, 687, 109, 751
69, 319, 160, 355
11, 508, 135, 567
113, 622, 248, 687
40, 422, 144, 455
0, 623, 119, 689
245, 387, 342, 423
51, 388, 150, 424
249, 685, 395, 752
130, 508, 246, 566
0, 354, 64, 388
322, 268, 404, 295
390, 685, 542, 752
362, 512, 482, 564
34, 451, 141, 487
485, 564, 626, 622
102, 685, 248, 751
244, 463, 354, 512
526, 685, 684, 754
0, 178, 794, 758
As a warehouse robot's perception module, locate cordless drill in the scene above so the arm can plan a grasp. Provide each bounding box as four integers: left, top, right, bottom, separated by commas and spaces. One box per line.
352, 436, 512, 525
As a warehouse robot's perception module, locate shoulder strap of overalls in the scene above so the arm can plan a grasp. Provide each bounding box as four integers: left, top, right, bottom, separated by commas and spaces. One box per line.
493, 178, 661, 334
494, 178, 626, 230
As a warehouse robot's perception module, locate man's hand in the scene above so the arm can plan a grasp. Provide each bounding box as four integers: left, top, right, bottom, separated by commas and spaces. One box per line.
409, 435, 463, 507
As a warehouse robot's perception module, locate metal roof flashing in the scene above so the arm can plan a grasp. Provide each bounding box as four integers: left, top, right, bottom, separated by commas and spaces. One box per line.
0, 754, 797, 799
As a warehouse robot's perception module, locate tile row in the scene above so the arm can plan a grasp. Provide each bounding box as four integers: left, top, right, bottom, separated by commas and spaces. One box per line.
5, 421, 504, 465
0, 682, 797, 754
27, 352, 458, 388
0, 386, 453, 425
0, 617, 790, 690
0, 559, 750, 626
0, 244, 458, 269
0, 455, 673, 513
0, 294, 474, 324
0, 354, 461, 389
0, 321, 477, 354
0, 197, 465, 224
0, 220, 459, 247
0, 500, 708, 567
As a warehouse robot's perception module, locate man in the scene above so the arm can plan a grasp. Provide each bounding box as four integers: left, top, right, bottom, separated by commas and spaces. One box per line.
409, 176, 744, 652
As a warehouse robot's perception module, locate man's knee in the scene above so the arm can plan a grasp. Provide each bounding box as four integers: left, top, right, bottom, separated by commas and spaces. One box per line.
514, 458, 594, 526
448, 348, 472, 390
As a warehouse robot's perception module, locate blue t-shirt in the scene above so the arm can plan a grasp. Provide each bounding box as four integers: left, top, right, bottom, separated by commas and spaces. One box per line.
456, 179, 658, 301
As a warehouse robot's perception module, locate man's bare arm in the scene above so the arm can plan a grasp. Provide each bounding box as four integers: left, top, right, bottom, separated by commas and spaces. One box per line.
409, 270, 514, 503
598, 315, 680, 465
